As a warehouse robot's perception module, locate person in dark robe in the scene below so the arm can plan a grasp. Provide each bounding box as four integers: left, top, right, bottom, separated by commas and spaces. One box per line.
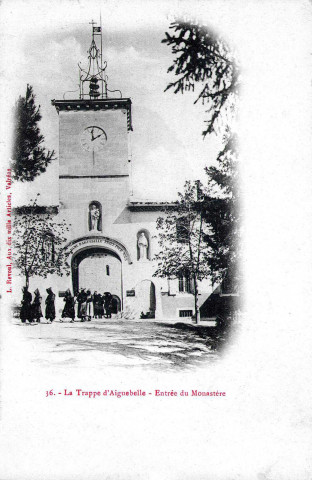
45, 288, 56, 323
20, 287, 32, 323
61, 289, 75, 322
80, 289, 88, 322
76, 288, 86, 319
92, 291, 96, 318
103, 292, 112, 318
93, 291, 99, 318
32, 289, 43, 323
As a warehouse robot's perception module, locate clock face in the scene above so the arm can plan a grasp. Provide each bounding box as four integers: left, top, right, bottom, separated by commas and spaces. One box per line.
80, 126, 107, 152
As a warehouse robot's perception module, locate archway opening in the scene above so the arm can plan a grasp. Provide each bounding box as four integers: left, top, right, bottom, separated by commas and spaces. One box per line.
136, 280, 156, 319
72, 248, 122, 305
111, 295, 121, 314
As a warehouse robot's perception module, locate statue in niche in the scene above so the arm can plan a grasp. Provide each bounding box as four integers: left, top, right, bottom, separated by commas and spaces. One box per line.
138, 232, 149, 260
88, 203, 102, 231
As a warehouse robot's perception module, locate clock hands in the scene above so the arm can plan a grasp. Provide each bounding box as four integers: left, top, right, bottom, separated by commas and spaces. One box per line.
92, 133, 103, 141
89, 128, 104, 142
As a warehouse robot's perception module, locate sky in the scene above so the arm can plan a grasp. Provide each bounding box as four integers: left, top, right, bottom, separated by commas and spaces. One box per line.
2, 1, 224, 205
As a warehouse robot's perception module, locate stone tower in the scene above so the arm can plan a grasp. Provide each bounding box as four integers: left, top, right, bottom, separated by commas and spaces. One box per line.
51, 22, 134, 305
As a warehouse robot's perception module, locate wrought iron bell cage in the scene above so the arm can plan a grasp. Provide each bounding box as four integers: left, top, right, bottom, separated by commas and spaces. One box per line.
78, 20, 122, 100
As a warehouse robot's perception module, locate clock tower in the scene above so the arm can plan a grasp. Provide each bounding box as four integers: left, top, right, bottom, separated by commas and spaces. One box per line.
52, 22, 133, 243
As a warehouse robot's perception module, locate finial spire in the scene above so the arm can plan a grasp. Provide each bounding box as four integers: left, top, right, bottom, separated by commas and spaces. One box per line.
78, 20, 122, 100
78, 20, 107, 99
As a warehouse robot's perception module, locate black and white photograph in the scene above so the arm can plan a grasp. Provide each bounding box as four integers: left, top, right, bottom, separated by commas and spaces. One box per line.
5, 3, 240, 369
0, 1, 312, 479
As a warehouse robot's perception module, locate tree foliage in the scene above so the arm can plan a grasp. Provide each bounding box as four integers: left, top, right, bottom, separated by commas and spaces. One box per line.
154, 181, 211, 323
162, 20, 239, 136
12, 84, 55, 182
203, 132, 240, 289
13, 196, 70, 288
162, 20, 240, 293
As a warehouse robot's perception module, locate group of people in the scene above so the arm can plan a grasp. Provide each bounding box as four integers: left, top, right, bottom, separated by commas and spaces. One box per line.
19, 287, 115, 323
73, 289, 114, 321
20, 287, 55, 323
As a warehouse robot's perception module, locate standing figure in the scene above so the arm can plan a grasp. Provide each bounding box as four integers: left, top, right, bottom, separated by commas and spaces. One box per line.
103, 292, 112, 318
79, 289, 88, 322
98, 293, 104, 319
45, 288, 56, 323
76, 288, 85, 319
20, 287, 32, 323
138, 232, 149, 260
86, 290, 93, 321
93, 291, 100, 318
89, 204, 101, 231
74, 292, 79, 318
61, 289, 75, 322
32, 289, 43, 323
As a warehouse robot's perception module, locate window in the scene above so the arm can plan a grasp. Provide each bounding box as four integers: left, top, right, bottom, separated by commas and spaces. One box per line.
106, 265, 110, 276
179, 310, 193, 318
185, 273, 191, 293
176, 217, 189, 243
178, 274, 184, 292
178, 271, 192, 293
41, 232, 55, 262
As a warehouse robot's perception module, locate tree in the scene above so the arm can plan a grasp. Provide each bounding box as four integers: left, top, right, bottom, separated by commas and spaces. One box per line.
12, 84, 55, 182
153, 181, 211, 324
13, 196, 70, 289
203, 132, 240, 290
162, 20, 239, 136
162, 20, 240, 292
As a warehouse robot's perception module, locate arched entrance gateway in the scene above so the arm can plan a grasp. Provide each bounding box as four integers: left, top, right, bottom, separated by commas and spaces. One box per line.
66, 236, 132, 313
136, 280, 156, 318
72, 247, 122, 304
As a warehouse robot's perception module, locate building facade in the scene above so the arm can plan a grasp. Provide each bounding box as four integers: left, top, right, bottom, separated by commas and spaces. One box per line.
14, 25, 213, 322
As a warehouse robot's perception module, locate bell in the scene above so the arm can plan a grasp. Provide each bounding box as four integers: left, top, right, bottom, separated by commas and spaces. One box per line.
89, 77, 100, 97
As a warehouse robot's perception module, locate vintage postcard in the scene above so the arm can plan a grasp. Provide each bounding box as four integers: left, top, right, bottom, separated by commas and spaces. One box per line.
0, 0, 311, 479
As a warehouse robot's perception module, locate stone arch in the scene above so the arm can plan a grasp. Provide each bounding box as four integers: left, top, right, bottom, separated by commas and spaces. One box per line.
65, 235, 132, 265
135, 279, 156, 318
136, 229, 151, 261
111, 295, 121, 314
71, 247, 123, 309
